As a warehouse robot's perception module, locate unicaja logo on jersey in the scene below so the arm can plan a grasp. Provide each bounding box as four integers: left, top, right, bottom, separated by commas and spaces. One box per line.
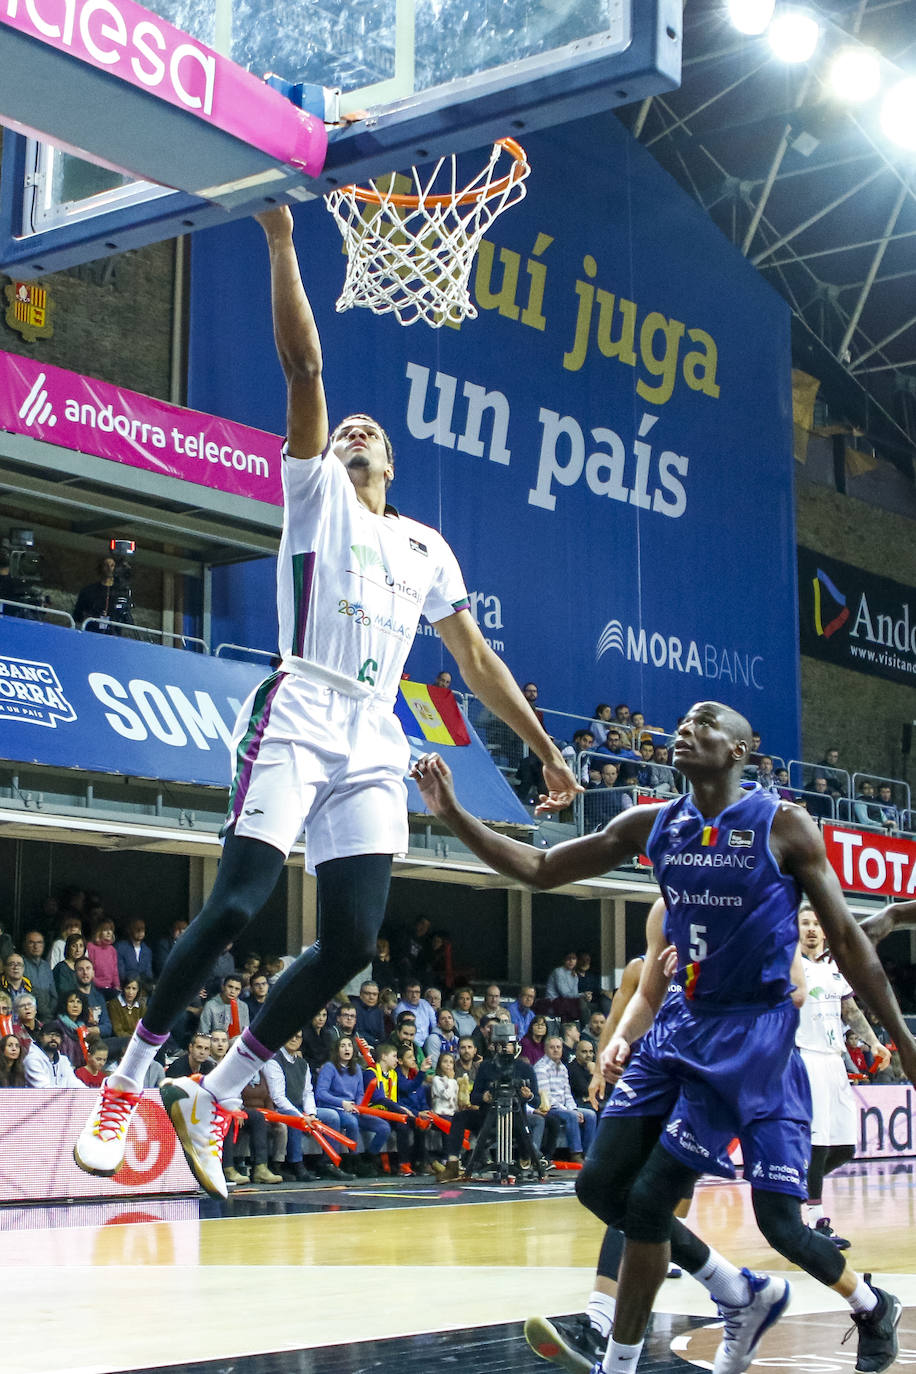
0, 655, 76, 728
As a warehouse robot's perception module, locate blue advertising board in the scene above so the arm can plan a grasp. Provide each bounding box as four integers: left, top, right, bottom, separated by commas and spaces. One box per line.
189, 111, 800, 758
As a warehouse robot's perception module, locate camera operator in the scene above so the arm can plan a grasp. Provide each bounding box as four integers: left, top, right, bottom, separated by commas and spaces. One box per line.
466, 1020, 550, 1179
74, 555, 133, 635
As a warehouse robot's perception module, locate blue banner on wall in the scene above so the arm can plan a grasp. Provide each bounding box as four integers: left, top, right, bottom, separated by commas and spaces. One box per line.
189, 111, 800, 759
0, 619, 262, 787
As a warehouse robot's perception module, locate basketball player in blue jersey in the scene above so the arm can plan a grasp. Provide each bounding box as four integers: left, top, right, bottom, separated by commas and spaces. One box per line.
413, 701, 916, 1374
73, 204, 580, 1195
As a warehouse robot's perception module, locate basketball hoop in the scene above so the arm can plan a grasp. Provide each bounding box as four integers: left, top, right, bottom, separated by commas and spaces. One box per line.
325, 138, 530, 328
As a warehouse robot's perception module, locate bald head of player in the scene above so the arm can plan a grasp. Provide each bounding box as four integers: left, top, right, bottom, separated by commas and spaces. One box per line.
671, 701, 752, 780
329, 414, 395, 492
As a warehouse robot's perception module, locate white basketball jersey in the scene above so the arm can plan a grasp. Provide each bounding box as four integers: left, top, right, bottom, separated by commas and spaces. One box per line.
796, 953, 852, 1054
277, 450, 470, 697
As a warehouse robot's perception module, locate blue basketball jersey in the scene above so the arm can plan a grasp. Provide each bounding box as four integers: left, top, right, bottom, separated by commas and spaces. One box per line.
647, 783, 801, 1009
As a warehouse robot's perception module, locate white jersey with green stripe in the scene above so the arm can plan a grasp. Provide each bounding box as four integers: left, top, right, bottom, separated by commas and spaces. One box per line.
278, 449, 470, 696
796, 953, 851, 1055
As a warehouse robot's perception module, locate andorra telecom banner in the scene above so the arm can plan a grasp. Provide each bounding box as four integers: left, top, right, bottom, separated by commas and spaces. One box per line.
188, 111, 800, 756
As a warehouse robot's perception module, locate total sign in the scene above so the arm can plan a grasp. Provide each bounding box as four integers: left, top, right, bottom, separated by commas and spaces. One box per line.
824, 824, 916, 898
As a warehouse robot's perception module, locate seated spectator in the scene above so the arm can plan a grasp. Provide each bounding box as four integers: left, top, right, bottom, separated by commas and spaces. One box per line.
76, 1039, 110, 1087
546, 952, 579, 1006
425, 1007, 460, 1071
877, 784, 902, 833
804, 775, 834, 819
576, 952, 610, 1016
774, 767, 794, 801
755, 756, 779, 794
59, 990, 94, 1065
53, 933, 87, 1002
424, 986, 443, 1014
49, 914, 84, 969
430, 1050, 459, 1120
86, 918, 120, 995
535, 1035, 598, 1162
394, 980, 437, 1041
451, 985, 479, 1038
379, 988, 398, 1036
812, 747, 845, 794
396, 916, 434, 983
234, 1068, 286, 1185
395, 1043, 430, 1173
353, 980, 385, 1049
239, 953, 261, 989
477, 984, 504, 1021
585, 761, 635, 830
167, 1031, 215, 1080
372, 936, 394, 989
589, 704, 613, 750
581, 1010, 607, 1049
602, 725, 639, 761
0, 1032, 27, 1087
74, 957, 113, 1038
302, 1007, 334, 1077
329, 1002, 358, 1044
315, 1035, 383, 1177
854, 781, 881, 825
1, 952, 31, 1003
198, 973, 249, 1039
520, 1014, 549, 1066
363, 1040, 420, 1176
568, 1038, 596, 1107
561, 729, 596, 786
153, 919, 188, 979
21, 929, 58, 1020
508, 985, 537, 1038
261, 1029, 345, 1181
243, 972, 271, 1011
24, 1020, 80, 1087
107, 977, 145, 1040
560, 1022, 581, 1064
12, 993, 40, 1050
116, 918, 154, 989
394, 1013, 430, 1072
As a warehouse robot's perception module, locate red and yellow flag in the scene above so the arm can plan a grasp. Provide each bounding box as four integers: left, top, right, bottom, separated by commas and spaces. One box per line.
397, 682, 470, 746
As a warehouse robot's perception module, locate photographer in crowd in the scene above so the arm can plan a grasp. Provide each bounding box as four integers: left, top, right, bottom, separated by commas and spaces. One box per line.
466, 1020, 549, 1180
73, 555, 133, 635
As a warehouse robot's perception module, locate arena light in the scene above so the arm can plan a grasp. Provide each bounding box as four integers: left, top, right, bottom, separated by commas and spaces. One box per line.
880, 77, 916, 152
727, 0, 776, 36
827, 46, 882, 104
768, 9, 821, 64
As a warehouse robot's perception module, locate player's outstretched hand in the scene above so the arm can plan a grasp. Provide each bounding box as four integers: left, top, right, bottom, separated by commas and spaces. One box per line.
254, 205, 294, 236
533, 759, 585, 815
411, 752, 457, 817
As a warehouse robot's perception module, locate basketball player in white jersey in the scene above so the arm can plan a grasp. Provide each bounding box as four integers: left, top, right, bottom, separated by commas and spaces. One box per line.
797, 902, 890, 1248
74, 204, 580, 1195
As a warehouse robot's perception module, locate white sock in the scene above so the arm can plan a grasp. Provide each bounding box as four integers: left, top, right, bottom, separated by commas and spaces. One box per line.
205, 1029, 272, 1101
694, 1250, 752, 1306
808, 1203, 825, 1223
848, 1277, 878, 1315
602, 1337, 643, 1374
586, 1290, 616, 1336
115, 1026, 165, 1087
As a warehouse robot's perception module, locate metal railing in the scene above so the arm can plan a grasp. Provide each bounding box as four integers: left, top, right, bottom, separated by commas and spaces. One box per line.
788, 759, 852, 798
81, 617, 209, 653
214, 643, 278, 666
0, 597, 76, 629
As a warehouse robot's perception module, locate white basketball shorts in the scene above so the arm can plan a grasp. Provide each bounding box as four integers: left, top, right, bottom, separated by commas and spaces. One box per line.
800, 1048, 857, 1147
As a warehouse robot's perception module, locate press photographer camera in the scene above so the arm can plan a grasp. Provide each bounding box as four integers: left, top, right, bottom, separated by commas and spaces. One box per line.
467, 1019, 549, 1182
0, 532, 48, 619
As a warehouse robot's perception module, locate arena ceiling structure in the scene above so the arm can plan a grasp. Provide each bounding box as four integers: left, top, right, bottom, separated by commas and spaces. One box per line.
617, 0, 916, 476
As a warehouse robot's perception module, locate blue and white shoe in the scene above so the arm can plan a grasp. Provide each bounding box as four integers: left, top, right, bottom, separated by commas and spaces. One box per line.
712, 1269, 791, 1374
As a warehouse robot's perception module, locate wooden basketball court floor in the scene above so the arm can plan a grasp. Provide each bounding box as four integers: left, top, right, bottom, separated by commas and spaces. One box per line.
5, 1159, 916, 1374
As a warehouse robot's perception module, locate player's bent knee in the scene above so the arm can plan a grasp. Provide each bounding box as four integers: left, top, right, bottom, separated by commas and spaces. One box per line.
752, 1188, 845, 1285
576, 1159, 626, 1228
624, 1173, 676, 1245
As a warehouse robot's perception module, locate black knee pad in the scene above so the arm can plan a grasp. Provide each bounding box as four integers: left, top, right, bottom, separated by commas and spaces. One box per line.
622, 1143, 700, 1245
752, 1189, 845, 1285
576, 1157, 627, 1229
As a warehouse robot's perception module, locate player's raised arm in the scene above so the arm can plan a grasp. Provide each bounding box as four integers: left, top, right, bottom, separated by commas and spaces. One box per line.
775, 803, 916, 1082
861, 898, 916, 947
255, 206, 329, 461
434, 610, 580, 809
411, 751, 659, 888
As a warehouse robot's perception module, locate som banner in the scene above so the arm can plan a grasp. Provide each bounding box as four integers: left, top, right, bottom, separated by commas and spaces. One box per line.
798, 547, 916, 688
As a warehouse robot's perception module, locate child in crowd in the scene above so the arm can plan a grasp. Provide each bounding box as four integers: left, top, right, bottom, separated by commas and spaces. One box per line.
431, 1050, 459, 1117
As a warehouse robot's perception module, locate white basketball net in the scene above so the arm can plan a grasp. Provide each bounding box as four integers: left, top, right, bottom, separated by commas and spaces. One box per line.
325, 139, 530, 328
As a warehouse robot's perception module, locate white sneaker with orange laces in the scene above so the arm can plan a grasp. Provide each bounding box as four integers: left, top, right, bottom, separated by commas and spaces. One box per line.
73, 1075, 143, 1176
160, 1075, 243, 1199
